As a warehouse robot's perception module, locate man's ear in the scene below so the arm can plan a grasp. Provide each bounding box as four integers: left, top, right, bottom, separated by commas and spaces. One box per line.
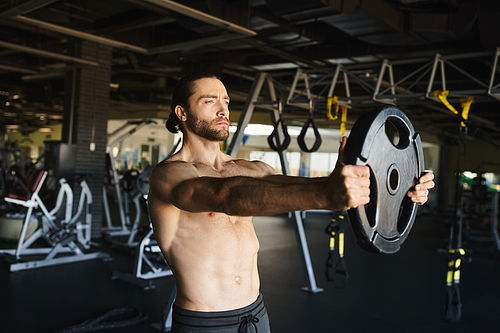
175, 105, 187, 122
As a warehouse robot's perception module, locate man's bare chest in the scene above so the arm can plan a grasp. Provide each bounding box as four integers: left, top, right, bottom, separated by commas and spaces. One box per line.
192, 161, 261, 178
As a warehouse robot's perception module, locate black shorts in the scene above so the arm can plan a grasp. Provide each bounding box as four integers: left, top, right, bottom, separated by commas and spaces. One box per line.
171, 294, 271, 333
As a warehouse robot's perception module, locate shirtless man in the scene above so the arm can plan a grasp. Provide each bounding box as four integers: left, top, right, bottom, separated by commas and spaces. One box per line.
148, 73, 435, 333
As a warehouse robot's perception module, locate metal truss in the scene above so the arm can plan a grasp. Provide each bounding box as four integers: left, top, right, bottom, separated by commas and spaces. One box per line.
233, 48, 500, 140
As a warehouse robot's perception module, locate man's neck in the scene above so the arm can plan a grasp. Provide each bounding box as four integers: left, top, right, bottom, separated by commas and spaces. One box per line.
179, 133, 226, 168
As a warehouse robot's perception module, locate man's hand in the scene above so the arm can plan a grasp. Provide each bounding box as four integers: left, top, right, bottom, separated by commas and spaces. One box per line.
408, 172, 435, 205
326, 136, 370, 211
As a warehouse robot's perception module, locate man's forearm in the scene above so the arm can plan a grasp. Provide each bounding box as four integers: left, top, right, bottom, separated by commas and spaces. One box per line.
172, 176, 330, 216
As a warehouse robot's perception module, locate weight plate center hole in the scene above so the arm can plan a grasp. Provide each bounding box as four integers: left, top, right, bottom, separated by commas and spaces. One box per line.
387, 164, 400, 195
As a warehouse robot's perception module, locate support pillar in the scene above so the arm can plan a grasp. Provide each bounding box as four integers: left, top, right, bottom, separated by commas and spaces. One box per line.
63, 40, 112, 239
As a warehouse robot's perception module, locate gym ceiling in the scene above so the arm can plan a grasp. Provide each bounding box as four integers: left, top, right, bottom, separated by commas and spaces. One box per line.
1, 0, 500, 146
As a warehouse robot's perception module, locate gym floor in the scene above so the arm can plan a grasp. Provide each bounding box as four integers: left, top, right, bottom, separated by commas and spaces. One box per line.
1, 209, 499, 333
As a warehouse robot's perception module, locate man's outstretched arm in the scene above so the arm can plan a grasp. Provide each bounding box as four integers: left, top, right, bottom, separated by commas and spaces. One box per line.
169, 165, 369, 216
149, 148, 370, 217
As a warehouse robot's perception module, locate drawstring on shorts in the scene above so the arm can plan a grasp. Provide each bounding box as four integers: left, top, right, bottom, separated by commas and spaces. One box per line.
238, 314, 259, 333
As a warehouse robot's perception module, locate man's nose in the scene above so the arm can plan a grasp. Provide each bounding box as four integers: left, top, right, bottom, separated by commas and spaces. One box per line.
218, 102, 229, 116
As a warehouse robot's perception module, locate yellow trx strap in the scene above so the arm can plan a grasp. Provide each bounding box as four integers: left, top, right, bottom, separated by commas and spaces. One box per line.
338, 232, 345, 257
447, 248, 465, 284
329, 232, 335, 249
431, 90, 475, 128
328, 214, 345, 256
325, 213, 348, 287
340, 106, 348, 138
430, 90, 458, 114
327, 96, 339, 121
460, 97, 474, 128
327, 95, 348, 137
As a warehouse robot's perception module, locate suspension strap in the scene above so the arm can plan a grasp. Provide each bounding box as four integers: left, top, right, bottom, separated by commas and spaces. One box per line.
460, 97, 474, 128
297, 117, 322, 152
325, 212, 348, 288
445, 248, 467, 323
268, 102, 291, 152
327, 96, 339, 120
340, 106, 348, 138
297, 100, 322, 153
430, 90, 458, 114
430, 90, 474, 127
326, 95, 348, 137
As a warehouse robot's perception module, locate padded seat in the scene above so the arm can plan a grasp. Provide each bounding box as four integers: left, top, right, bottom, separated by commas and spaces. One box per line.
6, 193, 28, 201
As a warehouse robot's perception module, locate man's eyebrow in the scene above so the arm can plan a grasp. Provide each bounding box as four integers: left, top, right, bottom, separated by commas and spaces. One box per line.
199, 94, 230, 100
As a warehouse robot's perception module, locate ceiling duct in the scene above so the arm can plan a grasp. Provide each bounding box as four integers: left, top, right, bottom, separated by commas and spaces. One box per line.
322, 0, 420, 45
409, 1, 478, 44
265, 0, 340, 22
317, 0, 477, 46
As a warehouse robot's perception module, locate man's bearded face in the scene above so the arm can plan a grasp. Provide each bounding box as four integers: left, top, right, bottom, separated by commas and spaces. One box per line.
185, 111, 229, 142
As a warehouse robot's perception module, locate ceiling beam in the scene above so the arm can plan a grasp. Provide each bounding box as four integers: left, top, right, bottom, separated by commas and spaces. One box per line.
0, 40, 99, 66
14, 16, 149, 54
142, 0, 256, 37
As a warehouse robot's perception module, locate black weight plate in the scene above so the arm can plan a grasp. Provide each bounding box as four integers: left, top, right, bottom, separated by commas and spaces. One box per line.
344, 105, 425, 254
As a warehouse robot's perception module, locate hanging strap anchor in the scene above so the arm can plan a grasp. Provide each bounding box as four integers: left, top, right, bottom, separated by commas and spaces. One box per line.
297, 100, 322, 153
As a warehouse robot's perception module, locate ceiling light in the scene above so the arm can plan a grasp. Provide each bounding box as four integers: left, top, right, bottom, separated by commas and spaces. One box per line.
251, 63, 299, 71
38, 128, 51, 132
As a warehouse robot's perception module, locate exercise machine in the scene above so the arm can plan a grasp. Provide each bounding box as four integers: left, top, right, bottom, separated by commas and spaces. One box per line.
102, 120, 155, 247
0, 170, 109, 271
112, 227, 173, 290
112, 166, 173, 289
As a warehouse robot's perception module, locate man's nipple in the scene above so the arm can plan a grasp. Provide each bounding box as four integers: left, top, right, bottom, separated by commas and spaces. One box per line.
208, 212, 215, 217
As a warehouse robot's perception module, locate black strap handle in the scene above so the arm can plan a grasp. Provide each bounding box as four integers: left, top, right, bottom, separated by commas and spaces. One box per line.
297, 116, 322, 153
268, 117, 291, 152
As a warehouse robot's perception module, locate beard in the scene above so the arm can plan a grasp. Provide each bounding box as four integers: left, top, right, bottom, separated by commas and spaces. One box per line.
185, 114, 229, 142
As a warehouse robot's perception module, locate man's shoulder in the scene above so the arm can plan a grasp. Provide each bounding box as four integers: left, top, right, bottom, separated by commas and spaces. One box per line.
231, 159, 278, 176
151, 159, 198, 181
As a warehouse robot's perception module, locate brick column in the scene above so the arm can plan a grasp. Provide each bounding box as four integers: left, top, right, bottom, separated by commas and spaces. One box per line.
63, 40, 112, 239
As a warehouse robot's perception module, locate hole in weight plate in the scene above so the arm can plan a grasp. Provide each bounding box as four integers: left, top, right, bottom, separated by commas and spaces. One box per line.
385, 118, 400, 147
389, 168, 399, 191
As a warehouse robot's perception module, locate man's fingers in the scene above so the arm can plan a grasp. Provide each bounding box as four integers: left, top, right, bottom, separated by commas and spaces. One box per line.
336, 136, 347, 166
418, 172, 435, 189
343, 164, 370, 179
341, 165, 371, 210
